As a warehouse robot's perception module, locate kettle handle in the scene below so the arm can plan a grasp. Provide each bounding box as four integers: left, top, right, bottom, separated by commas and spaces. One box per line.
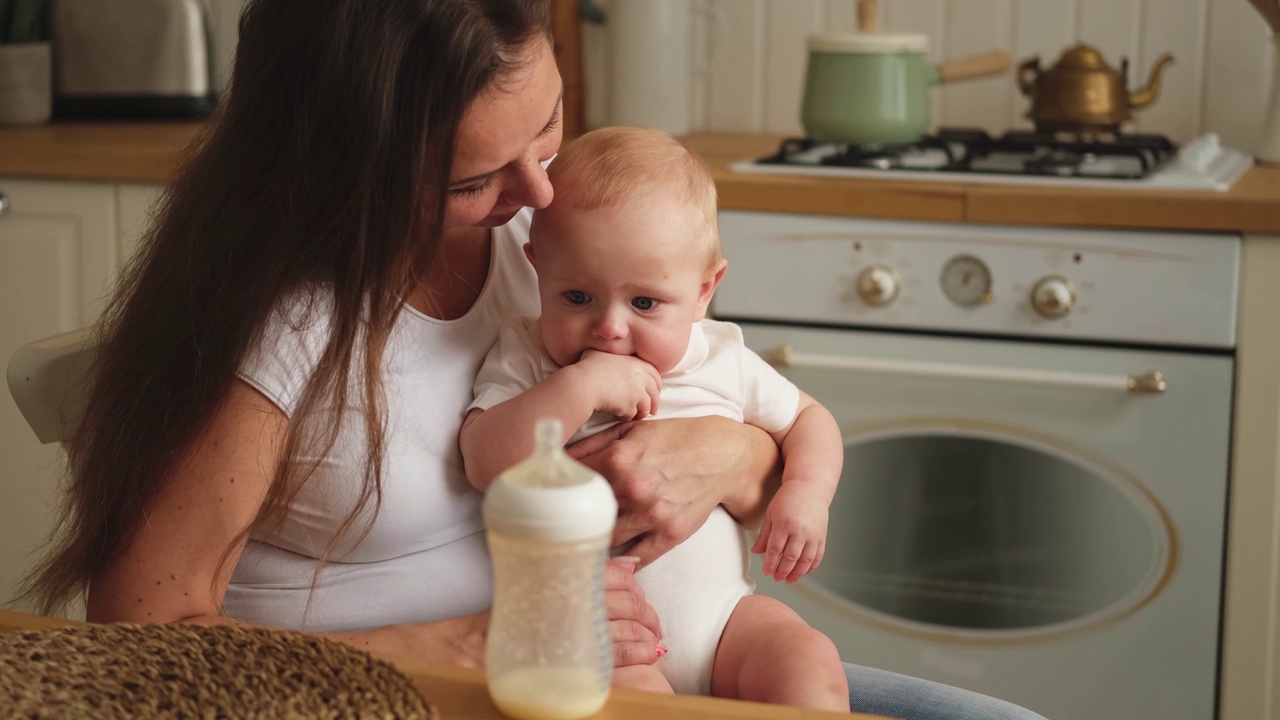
1017, 56, 1041, 96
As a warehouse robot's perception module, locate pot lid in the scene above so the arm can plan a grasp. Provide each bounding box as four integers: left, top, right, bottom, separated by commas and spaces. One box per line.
807, 32, 929, 54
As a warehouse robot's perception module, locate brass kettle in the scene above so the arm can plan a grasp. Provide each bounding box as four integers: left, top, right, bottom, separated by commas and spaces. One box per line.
1017, 44, 1174, 134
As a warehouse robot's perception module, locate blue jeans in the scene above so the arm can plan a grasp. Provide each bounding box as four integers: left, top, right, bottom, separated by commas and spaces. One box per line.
845, 663, 1049, 720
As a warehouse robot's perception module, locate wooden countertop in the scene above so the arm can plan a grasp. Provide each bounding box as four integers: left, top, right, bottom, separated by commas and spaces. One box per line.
682, 133, 1280, 234
4, 123, 1277, 233
0, 609, 884, 720
0, 121, 205, 184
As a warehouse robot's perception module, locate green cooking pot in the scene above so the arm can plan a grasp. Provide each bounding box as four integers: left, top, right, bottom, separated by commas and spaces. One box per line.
801, 32, 1012, 145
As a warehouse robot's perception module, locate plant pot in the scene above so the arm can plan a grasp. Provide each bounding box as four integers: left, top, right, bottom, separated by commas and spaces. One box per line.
0, 42, 53, 125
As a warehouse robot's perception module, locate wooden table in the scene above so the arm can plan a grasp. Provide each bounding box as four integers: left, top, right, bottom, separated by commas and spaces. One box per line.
0, 609, 892, 720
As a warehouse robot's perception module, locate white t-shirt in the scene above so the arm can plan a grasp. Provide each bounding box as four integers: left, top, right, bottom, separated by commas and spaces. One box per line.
226, 208, 540, 633
469, 315, 801, 694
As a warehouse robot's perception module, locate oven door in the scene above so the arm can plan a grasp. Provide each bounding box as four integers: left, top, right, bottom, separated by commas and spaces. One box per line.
737, 322, 1232, 720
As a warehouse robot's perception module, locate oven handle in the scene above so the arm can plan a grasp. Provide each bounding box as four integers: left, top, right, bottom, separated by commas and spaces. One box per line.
759, 345, 1167, 395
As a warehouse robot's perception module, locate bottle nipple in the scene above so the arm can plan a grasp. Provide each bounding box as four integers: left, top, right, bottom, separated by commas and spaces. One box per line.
534, 418, 564, 456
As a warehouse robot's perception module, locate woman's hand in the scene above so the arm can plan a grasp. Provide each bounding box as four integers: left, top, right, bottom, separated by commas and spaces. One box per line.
567, 417, 781, 567
605, 558, 664, 667
387, 560, 661, 670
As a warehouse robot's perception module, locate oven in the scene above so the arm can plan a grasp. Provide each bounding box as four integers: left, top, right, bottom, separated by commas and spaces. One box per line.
712, 210, 1238, 720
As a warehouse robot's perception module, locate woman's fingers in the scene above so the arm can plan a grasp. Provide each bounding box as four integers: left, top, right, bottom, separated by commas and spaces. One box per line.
604, 558, 663, 667
610, 621, 663, 667
605, 558, 662, 640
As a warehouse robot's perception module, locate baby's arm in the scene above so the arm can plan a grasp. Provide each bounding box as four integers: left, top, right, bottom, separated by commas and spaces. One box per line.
461, 350, 662, 490
751, 391, 843, 582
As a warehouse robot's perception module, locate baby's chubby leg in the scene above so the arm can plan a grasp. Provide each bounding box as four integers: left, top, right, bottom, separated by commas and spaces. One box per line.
613, 665, 674, 694
710, 594, 848, 711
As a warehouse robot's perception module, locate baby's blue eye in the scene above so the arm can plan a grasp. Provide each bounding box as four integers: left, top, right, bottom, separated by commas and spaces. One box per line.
565, 291, 589, 305
632, 297, 657, 311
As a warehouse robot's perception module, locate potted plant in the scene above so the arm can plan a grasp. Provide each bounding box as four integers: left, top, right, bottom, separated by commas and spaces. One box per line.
0, 0, 52, 124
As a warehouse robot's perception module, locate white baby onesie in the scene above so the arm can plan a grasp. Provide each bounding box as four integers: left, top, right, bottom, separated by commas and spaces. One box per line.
470, 316, 801, 694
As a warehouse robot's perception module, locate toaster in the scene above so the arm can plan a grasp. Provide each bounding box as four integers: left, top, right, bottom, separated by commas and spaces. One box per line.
50, 0, 217, 118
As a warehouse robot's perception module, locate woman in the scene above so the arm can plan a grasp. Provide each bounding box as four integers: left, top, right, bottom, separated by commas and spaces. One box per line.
22, 1, 1044, 717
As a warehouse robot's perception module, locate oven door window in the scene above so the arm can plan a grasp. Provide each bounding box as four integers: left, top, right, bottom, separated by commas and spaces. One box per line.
810, 428, 1173, 641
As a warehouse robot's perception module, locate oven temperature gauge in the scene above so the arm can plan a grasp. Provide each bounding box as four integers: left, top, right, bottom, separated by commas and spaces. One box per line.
940, 255, 993, 307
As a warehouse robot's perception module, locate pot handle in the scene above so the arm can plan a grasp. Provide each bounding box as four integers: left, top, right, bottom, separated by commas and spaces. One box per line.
936, 50, 1012, 84
857, 0, 879, 33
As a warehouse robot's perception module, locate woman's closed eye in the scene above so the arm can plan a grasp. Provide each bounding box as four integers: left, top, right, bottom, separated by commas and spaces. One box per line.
631, 297, 659, 311
450, 176, 494, 198
564, 290, 590, 305
539, 105, 561, 137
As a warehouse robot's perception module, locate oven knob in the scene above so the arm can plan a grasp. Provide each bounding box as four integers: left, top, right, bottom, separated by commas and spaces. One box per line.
856, 264, 900, 307
1030, 276, 1076, 319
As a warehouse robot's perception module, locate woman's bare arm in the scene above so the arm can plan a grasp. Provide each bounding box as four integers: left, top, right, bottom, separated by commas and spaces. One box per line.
566, 416, 782, 567
87, 380, 282, 626
88, 380, 661, 668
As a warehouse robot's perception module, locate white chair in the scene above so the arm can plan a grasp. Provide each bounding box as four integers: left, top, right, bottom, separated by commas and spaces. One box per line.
6, 328, 97, 444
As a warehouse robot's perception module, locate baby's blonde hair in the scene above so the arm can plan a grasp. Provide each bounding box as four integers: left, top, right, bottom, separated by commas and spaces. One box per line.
543, 126, 722, 265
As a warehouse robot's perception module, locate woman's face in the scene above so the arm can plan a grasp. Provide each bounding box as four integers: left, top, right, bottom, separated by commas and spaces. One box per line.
445, 38, 563, 228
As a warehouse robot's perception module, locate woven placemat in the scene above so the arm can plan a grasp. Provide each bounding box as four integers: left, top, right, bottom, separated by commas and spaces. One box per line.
0, 621, 438, 719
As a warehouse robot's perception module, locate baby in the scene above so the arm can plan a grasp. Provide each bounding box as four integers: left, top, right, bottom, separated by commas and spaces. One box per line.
459, 126, 848, 710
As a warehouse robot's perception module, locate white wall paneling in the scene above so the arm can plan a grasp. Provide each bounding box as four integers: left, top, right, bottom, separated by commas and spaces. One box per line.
1008, 0, 1078, 130
1077, 0, 1142, 72
677, 0, 1275, 150
1205, 0, 1276, 154
939, 0, 1015, 134
1136, 0, 1209, 139
206, 0, 1276, 151
705, 0, 768, 132
763, 0, 824, 134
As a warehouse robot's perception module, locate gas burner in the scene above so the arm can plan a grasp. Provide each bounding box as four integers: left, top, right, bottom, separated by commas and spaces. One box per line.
1025, 151, 1092, 177
825, 148, 905, 170
733, 130, 1253, 192
762, 136, 958, 172
757, 129, 1181, 181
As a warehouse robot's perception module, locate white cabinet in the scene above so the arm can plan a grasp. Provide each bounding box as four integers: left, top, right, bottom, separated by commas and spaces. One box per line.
117, 183, 164, 261
0, 178, 162, 617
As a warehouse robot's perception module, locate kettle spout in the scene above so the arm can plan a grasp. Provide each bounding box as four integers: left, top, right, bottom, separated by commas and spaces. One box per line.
1129, 53, 1174, 109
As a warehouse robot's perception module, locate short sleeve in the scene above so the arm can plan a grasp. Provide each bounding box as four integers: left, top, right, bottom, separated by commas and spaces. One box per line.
737, 340, 801, 435
238, 290, 333, 416
469, 316, 551, 413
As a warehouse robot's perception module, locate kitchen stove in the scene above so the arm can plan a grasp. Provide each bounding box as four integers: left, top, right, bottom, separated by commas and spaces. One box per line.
730, 128, 1253, 191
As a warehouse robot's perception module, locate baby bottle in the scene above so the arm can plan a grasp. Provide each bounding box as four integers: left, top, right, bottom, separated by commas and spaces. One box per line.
483, 417, 618, 720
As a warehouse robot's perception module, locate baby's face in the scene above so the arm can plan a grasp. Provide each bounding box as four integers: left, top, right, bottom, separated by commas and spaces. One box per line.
529, 194, 720, 374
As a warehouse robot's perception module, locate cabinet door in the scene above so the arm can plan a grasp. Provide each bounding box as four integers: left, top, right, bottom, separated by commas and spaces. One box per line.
117, 183, 164, 264
0, 179, 117, 617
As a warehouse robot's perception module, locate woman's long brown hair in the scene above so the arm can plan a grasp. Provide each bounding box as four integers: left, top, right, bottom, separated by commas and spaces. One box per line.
20, 0, 551, 616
